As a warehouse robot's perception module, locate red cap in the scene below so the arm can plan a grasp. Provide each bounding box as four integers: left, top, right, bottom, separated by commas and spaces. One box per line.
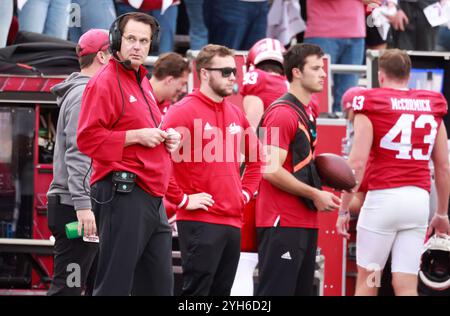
77, 29, 110, 57
342, 86, 366, 111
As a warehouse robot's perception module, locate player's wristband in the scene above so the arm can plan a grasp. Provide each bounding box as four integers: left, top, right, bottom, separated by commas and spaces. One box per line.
338, 210, 349, 216
435, 213, 449, 220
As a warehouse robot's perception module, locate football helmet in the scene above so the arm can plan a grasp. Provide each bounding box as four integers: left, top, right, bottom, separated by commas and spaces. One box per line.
419, 234, 450, 291
246, 38, 285, 68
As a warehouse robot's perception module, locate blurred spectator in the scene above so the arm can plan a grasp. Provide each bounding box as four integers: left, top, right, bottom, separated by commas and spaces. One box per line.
69, 0, 117, 43
18, 0, 71, 40
267, 0, 306, 46
115, 0, 179, 54
365, 2, 391, 50
0, 0, 14, 48
205, 0, 269, 50
388, 0, 439, 50
304, 0, 366, 113
437, 25, 450, 51
184, 0, 208, 50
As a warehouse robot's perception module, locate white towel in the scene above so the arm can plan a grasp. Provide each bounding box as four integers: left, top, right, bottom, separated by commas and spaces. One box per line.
267, 0, 306, 46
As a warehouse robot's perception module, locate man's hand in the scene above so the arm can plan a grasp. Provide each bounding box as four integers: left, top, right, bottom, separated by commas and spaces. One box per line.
76, 209, 97, 237
389, 9, 409, 31
363, 0, 382, 7
186, 193, 215, 211
312, 189, 341, 211
165, 128, 181, 153
336, 213, 351, 239
428, 214, 450, 236
136, 128, 168, 148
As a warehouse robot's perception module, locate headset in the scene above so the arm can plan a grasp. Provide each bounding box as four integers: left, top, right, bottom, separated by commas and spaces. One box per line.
109, 12, 160, 58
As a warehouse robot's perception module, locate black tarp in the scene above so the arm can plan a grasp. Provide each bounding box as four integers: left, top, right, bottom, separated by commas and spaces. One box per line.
0, 31, 80, 76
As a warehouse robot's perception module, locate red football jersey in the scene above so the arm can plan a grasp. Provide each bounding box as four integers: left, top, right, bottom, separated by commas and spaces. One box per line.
240, 68, 288, 111
354, 88, 448, 192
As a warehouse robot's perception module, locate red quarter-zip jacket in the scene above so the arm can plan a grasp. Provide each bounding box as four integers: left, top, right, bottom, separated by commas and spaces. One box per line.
162, 90, 264, 228
77, 59, 181, 202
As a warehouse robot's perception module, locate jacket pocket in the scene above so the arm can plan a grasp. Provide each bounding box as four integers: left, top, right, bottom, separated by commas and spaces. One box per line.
208, 174, 244, 218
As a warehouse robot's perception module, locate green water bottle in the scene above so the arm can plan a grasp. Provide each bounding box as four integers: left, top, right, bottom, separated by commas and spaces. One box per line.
65, 221, 83, 239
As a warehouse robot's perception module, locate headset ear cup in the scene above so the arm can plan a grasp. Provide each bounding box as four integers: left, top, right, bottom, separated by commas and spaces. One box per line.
149, 17, 160, 54
114, 26, 122, 55
109, 13, 130, 56
109, 18, 119, 55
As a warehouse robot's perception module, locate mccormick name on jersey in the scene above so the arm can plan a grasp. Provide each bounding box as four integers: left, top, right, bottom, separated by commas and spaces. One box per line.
391, 98, 432, 112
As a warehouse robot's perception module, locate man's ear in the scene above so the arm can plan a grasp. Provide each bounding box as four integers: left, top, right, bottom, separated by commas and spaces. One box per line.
378, 70, 384, 85
292, 67, 302, 80
97, 51, 108, 65
165, 75, 174, 85
200, 68, 208, 81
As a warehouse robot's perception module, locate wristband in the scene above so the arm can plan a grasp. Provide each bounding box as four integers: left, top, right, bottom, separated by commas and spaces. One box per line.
178, 194, 189, 209
242, 190, 250, 204
338, 210, 349, 216
435, 213, 449, 219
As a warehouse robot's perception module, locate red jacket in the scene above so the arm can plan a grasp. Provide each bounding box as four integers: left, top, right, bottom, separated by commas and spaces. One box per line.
77, 59, 179, 200
162, 90, 264, 228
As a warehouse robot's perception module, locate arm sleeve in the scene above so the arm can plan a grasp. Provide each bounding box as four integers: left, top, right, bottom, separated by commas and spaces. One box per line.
165, 173, 188, 208
161, 104, 189, 208
263, 107, 298, 151
241, 114, 264, 197
64, 90, 92, 210
351, 90, 371, 116
77, 81, 126, 161
435, 93, 449, 118
240, 70, 263, 97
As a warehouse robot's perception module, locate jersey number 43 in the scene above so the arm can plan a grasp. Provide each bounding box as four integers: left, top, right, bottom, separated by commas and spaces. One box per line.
380, 114, 438, 161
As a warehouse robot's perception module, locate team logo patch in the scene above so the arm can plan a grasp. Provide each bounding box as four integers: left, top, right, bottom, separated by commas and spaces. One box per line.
281, 252, 292, 260
204, 122, 213, 131
228, 123, 242, 135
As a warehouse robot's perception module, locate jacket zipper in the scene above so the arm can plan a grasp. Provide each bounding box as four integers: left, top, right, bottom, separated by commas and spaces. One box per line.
135, 71, 159, 127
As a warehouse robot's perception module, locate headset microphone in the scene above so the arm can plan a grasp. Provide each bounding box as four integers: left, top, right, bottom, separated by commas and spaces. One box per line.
121, 59, 132, 67
116, 56, 132, 70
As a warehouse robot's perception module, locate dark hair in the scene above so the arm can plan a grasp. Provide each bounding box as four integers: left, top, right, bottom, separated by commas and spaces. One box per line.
195, 44, 234, 78
119, 12, 159, 40
152, 52, 190, 80
76, 46, 108, 69
284, 43, 324, 82
256, 60, 284, 75
379, 49, 411, 81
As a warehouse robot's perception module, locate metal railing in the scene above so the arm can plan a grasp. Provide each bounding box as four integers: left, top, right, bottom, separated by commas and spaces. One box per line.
329, 64, 367, 75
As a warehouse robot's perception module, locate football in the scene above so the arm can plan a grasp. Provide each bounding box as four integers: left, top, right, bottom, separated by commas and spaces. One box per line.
315, 153, 356, 191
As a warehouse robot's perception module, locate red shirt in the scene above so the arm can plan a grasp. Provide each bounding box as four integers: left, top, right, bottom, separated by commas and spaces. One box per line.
256, 102, 319, 229
77, 59, 173, 198
354, 88, 448, 192
240, 69, 288, 111
162, 90, 264, 228
304, 0, 366, 38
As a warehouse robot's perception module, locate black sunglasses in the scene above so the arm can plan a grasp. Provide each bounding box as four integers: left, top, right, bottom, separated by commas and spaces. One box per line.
205, 67, 237, 78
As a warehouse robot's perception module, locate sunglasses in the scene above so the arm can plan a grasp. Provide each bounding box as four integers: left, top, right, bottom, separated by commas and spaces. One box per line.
204, 67, 237, 78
